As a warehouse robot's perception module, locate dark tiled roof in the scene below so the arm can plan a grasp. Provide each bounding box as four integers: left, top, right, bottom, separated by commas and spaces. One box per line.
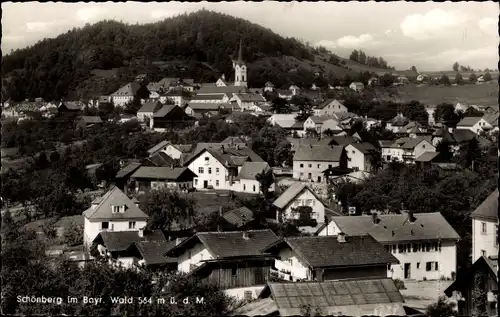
330, 213, 461, 243
138, 101, 163, 113
415, 152, 440, 162
263, 235, 399, 268
197, 86, 248, 94
143, 151, 178, 167
111, 82, 140, 96
147, 140, 169, 154
222, 207, 255, 228
80, 116, 103, 124
238, 162, 271, 180
95, 230, 165, 252
183, 144, 264, 168
273, 183, 322, 209
332, 135, 357, 145
115, 162, 142, 179
349, 142, 377, 154
153, 104, 178, 117
452, 129, 478, 143
191, 94, 226, 101
82, 186, 149, 221
130, 166, 195, 181
133, 239, 180, 265
187, 102, 230, 111
262, 278, 405, 316
293, 144, 344, 162
471, 190, 498, 221
166, 229, 279, 258
457, 116, 483, 127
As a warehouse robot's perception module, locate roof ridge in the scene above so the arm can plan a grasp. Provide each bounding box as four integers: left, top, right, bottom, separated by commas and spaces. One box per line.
197, 229, 272, 235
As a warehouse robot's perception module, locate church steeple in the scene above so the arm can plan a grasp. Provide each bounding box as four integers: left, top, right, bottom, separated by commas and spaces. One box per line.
233, 38, 247, 88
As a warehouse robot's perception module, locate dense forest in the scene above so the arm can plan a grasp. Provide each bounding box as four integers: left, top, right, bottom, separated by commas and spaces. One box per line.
348, 49, 393, 70
1, 10, 323, 101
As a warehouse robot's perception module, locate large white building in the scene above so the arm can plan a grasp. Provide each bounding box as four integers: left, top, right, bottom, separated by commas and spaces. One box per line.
293, 145, 347, 183
317, 212, 461, 281
471, 189, 498, 263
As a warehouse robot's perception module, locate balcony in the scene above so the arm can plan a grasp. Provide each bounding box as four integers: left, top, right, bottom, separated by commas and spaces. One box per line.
270, 268, 293, 281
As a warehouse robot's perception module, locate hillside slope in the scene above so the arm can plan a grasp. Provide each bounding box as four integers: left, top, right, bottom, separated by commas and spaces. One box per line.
2, 9, 394, 101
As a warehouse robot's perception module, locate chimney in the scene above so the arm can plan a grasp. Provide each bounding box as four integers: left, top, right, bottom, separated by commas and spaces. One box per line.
372, 212, 379, 224
407, 210, 415, 223
337, 232, 346, 243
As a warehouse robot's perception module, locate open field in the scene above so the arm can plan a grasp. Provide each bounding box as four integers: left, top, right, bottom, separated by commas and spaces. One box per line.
384, 83, 499, 107
400, 280, 454, 312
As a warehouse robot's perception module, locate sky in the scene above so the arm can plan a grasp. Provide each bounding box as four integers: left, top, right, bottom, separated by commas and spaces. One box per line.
2, 1, 499, 71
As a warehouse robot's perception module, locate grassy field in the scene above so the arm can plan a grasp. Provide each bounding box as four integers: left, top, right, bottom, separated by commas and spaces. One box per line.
385, 83, 498, 107
400, 280, 454, 313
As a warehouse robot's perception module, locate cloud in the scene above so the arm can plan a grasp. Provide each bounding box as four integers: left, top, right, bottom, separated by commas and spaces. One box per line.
384, 29, 393, 36
400, 9, 468, 40
150, 9, 180, 20
478, 17, 497, 34
315, 40, 337, 50
25, 21, 55, 33
336, 34, 378, 48
76, 7, 108, 23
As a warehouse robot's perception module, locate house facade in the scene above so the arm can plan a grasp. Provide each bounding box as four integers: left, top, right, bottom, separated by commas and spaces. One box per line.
130, 167, 197, 192
273, 183, 326, 224
349, 82, 364, 92
137, 101, 163, 123
236, 162, 274, 194
231, 93, 266, 112
82, 187, 149, 251
317, 212, 461, 281
345, 143, 377, 172
471, 190, 498, 263
313, 99, 347, 116
293, 145, 347, 183
381, 138, 436, 164
456, 117, 492, 134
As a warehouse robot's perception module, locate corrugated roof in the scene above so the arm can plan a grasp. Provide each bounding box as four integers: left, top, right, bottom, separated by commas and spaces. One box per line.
471, 190, 498, 221
230, 297, 278, 316
330, 213, 461, 243
264, 235, 399, 268
234, 93, 266, 102
166, 229, 279, 258
95, 230, 165, 252
187, 103, 230, 111
222, 207, 255, 228
261, 278, 405, 317
82, 186, 149, 221
238, 162, 271, 180
115, 162, 142, 179
457, 116, 483, 127
138, 101, 163, 113
191, 94, 226, 101
130, 166, 194, 180
197, 86, 248, 94
273, 183, 321, 209
293, 144, 344, 162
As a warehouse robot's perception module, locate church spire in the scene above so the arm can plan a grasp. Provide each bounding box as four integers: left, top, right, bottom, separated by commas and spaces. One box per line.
237, 38, 243, 63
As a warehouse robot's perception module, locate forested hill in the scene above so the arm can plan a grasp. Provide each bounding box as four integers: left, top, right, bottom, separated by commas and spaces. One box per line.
2, 9, 392, 102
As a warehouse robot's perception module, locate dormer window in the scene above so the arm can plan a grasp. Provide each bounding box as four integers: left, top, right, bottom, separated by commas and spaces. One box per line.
112, 205, 125, 213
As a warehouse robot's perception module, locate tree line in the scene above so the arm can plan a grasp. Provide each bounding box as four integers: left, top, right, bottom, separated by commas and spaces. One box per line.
348, 49, 394, 69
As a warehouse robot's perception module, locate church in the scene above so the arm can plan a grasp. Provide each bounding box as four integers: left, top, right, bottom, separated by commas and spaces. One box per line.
214, 39, 248, 88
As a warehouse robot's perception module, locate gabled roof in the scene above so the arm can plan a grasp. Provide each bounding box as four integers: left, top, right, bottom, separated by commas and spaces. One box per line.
330, 212, 461, 243
457, 116, 483, 127
143, 151, 178, 167
131, 166, 196, 181
331, 135, 357, 145
93, 230, 165, 252
390, 114, 410, 126
238, 162, 271, 180
315, 99, 345, 110
60, 101, 84, 110
80, 116, 103, 124
221, 136, 247, 146
183, 144, 263, 168
265, 81, 274, 87
348, 142, 377, 154
273, 183, 322, 209
82, 186, 149, 221
262, 235, 399, 268
191, 94, 226, 101
415, 151, 440, 162
111, 82, 140, 97
115, 162, 142, 179
132, 239, 183, 265
293, 144, 344, 162
234, 93, 266, 102
186, 102, 230, 111
197, 86, 248, 94
147, 140, 169, 154
452, 129, 478, 143
222, 207, 255, 228
138, 101, 163, 113
445, 255, 498, 297
153, 104, 178, 118
471, 190, 498, 221
286, 137, 335, 149
259, 278, 405, 317
165, 229, 279, 259
399, 137, 430, 149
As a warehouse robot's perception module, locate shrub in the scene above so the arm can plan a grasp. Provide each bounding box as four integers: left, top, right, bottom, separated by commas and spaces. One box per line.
393, 278, 406, 290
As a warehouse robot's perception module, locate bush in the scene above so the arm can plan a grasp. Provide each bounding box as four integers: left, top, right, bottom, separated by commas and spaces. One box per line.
393, 278, 406, 290
63, 221, 84, 246
426, 296, 457, 317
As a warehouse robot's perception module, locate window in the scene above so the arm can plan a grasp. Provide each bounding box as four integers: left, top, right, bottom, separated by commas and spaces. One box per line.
348, 158, 352, 161
425, 243, 431, 252
300, 163, 304, 168
243, 184, 246, 191
308, 164, 312, 168
417, 262, 420, 269
129, 221, 136, 229
102, 222, 109, 229
482, 250, 487, 257
208, 167, 212, 174
481, 222, 487, 233
253, 185, 256, 192
205, 157, 209, 162
194, 179, 198, 186
112, 206, 120, 213
422, 144, 425, 148
300, 172, 304, 177
198, 167, 204, 174
216, 180, 219, 187
426, 262, 438, 271
328, 164, 332, 169
352, 150, 355, 154
293, 200, 301, 206
308, 173, 312, 179
398, 244, 407, 253
231, 267, 237, 276
306, 199, 313, 206
287, 258, 293, 266
188, 251, 192, 260
317, 164, 321, 168
216, 168, 220, 174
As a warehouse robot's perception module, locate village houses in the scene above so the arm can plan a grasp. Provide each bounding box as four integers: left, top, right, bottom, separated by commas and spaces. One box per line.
349, 82, 364, 92
471, 189, 498, 262
302, 116, 343, 135
273, 183, 326, 225
381, 137, 436, 164
136, 100, 163, 123
130, 166, 197, 192
456, 116, 493, 134
317, 211, 461, 281
236, 162, 274, 194
292, 144, 347, 183
345, 142, 378, 172
312, 99, 348, 116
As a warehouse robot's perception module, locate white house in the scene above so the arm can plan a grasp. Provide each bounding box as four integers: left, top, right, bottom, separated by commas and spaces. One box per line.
162, 143, 194, 160
136, 101, 163, 123
317, 212, 461, 281
313, 99, 347, 117
82, 186, 149, 251
190, 94, 230, 104
267, 114, 297, 129
349, 82, 364, 92
471, 189, 498, 263
278, 89, 294, 100
216, 75, 230, 87
456, 117, 492, 134
381, 137, 435, 164
163, 90, 190, 107
230, 93, 266, 112
345, 143, 378, 172
293, 144, 347, 183
111, 83, 142, 107
289, 85, 300, 95
264, 81, 274, 92
262, 235, 399, 282
273, 183, 326, 224
165, 230, 279, 300
236, 162, 274, 194
303, 116, 342, 135
183, 144, 264, 191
